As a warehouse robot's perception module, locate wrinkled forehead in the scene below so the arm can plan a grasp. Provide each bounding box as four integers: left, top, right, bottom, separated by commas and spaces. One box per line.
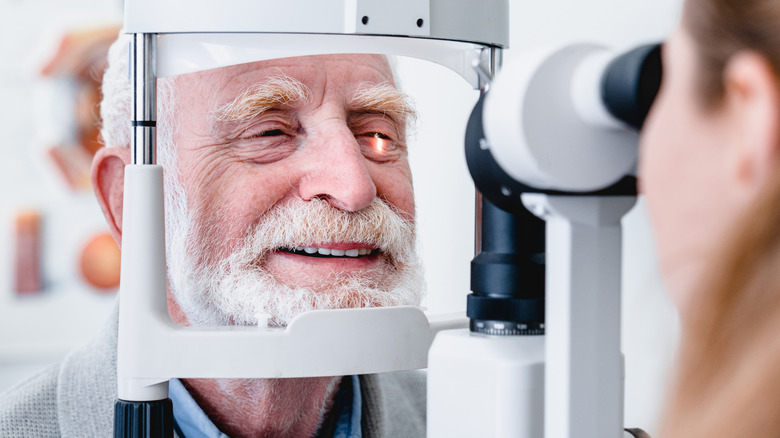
175, 53, 395, 108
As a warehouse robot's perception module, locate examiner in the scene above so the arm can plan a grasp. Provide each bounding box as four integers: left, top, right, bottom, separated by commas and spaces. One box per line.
641, 0, 780, 436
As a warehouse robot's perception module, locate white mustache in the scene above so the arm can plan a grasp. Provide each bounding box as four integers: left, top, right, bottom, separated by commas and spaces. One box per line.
235, 197, 416, 267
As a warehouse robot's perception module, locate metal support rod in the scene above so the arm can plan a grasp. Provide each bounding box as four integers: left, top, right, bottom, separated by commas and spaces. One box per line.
131, 33, 157, 165
473, 46, 499, 256
523, 194, 636, 438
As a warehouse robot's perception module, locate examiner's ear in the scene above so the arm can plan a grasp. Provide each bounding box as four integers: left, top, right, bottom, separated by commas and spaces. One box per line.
722, 51, 780, 189
91, 146, 131, 247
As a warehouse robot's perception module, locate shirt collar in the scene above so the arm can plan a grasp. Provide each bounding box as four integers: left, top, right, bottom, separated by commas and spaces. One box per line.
332, 375, 363, 438
169, 378, 229, 438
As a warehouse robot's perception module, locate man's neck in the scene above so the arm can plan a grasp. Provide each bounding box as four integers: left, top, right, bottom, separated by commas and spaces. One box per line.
182, 377, 341, 438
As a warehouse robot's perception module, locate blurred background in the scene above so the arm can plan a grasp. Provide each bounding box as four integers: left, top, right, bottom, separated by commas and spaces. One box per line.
0, 0, 681, 434
0, 0, 123, 396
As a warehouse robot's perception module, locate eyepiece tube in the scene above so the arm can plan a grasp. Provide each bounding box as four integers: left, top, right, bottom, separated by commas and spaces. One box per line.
601, 43, 662, 130
465, 94, 546, 336
467, 196, 546, 336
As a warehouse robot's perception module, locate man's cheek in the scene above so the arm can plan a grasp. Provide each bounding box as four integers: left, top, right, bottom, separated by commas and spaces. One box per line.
191, 217, 247, 264
380, 183, 415, 219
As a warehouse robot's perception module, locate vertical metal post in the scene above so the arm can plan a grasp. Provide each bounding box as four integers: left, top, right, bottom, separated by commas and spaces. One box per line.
131, 33, 157, 166
115, 33, 172, 438
474, 47, 500, 256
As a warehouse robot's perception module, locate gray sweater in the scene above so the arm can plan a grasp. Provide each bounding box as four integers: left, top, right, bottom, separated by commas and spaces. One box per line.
0, 308, 427, 437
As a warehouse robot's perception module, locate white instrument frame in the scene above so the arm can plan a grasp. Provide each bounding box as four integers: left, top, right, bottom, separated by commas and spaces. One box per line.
119, 0, 506, 401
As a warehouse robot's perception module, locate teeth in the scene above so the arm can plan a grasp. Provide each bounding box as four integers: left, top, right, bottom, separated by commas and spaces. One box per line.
291, 247, 373, 257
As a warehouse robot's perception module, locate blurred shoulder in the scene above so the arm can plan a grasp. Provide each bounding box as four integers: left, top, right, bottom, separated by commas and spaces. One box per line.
0, 364, 61, 437
374, 369, 427, 400
363, 370, 427, 437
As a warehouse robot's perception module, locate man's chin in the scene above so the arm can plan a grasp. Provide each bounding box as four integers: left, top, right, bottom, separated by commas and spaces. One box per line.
265, 274, 387, 297
262, 285, 409, 328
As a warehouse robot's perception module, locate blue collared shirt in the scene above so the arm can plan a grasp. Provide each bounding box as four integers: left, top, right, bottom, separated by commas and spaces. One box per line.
169, 376, 362, 438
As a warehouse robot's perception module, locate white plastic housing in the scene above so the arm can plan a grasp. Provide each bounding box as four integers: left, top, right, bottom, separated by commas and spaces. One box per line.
117, 165, 467, 401
124, 0, 509, 49
484, 44, 638, 192
125, 0, 506, 88
427, 330, 544, 438
570, 50, 627, 130
155, 33, 492, 89
523, 194, 636, 438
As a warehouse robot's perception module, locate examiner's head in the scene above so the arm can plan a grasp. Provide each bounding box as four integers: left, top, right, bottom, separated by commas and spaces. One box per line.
639, 1, 780, 437
640, 0, 780, 313
93, 36, 424, 327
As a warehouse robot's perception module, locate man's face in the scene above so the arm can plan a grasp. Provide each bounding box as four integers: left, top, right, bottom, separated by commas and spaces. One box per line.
166, 54, 423, 326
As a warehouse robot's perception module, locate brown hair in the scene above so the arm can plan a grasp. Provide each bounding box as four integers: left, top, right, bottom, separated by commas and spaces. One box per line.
684, 0, 780, 106
661, 2, 780, 435
660, 171, 780, 437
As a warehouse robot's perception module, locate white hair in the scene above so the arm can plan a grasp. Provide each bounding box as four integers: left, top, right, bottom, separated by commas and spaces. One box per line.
100, 33, 194, 296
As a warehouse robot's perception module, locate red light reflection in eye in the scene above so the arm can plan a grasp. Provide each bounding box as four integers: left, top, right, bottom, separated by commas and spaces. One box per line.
374, 137, 387, 153
366, 134, 388, 154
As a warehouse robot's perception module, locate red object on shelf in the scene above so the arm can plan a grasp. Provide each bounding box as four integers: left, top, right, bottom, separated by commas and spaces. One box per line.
14, 210, 43, 295
79, 231, 120, 292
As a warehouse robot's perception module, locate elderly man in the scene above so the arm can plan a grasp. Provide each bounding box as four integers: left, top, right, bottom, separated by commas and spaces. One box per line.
0, 35, 427, 437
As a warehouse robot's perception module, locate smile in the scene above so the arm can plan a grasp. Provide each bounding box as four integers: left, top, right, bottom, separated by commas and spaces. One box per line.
278, 247, 378, 258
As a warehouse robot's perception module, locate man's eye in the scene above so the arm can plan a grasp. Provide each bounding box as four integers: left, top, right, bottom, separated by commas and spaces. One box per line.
357, 132, 393, 144
363, 132, 391, 140
253, 129, 286, 138
357, 132, 400, 160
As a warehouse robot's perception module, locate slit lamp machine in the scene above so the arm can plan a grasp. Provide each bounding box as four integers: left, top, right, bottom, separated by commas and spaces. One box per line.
114, 0, 662, 436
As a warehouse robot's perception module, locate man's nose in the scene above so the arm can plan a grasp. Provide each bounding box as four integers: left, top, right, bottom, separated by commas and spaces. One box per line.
298, 126, 377, 212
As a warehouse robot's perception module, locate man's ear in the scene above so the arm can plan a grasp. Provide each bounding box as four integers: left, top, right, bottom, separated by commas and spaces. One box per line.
722, 51, 780, 190
92, 147, 131, 247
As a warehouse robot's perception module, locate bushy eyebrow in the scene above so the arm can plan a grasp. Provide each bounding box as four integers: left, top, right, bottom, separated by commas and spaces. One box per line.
212, 77, 417, 129
349, 82, 417, 124
212, 75, 311, 123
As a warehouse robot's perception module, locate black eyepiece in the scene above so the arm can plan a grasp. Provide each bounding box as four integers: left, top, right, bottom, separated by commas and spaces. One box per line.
602, 43, 663, 130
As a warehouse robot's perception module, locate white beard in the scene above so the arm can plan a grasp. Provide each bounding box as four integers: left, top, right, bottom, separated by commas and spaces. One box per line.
163, 174, 425, 327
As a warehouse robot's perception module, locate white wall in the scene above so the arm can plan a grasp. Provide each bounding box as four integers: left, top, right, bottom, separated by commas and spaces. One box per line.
0, 0, 684, 434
